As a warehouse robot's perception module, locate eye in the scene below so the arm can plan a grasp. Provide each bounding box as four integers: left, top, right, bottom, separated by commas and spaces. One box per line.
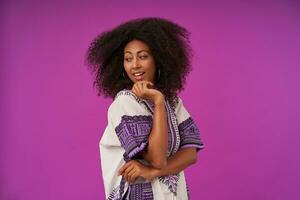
140, 55, 148, 59
124, 57, 132, 62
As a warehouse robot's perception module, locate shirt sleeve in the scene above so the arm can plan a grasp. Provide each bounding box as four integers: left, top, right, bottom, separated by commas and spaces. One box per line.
108, 91, 153, 160
175, 97, 204, 152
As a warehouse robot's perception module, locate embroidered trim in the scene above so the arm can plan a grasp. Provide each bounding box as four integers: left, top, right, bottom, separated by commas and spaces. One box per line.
115, 89, 143, 103
142, 99, 181, 195
141, 100, 154, 115
127, 182, 153, 200
158, 174, 180, 195
166, 101, 181, 156
142, 100, 180, 157
115, 115, 153, 160
115, 89, 154, 115
114, 89, 183, 196
107, 185, 120, 200
178, 117, 204, 151
107, 177, 126, 200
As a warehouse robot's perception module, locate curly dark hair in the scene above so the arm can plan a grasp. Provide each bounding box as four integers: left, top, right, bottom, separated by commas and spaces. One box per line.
85, 17, 193, 106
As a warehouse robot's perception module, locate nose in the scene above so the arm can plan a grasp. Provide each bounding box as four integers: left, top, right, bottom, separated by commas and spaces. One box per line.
132, 57, 141, 69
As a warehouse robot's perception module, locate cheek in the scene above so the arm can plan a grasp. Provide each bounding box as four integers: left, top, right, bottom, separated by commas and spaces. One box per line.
146, 60, 156, 73
150, 68, 156, 76
149, 63, 156, 76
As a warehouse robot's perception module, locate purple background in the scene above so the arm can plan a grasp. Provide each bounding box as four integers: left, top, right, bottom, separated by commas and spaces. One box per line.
1, 0, 300, 199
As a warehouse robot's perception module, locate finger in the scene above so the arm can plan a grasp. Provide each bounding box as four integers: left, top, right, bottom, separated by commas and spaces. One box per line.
124, 164, 134, 173
141, 81, 150, 93
122, 164, 134, 177
128, 170, 139, 183
129, 171, 140, 183
146, 81, 154, 88
136, 81, 143, 92
141, 80, 153, 86
145, 80, 154, 85
132, 86, 138, 97
127, 169, 137, 183
118, 162, 130, 175
135, 83, 143, 96
139, 81, 153, 90
133, 84, 142, 97
141, 81, 148, 91
132, 83, 138, 92
123, 166, 135, 182
118, 165, 125, 175
131, 172, 139, 183
140, 80, 153, 87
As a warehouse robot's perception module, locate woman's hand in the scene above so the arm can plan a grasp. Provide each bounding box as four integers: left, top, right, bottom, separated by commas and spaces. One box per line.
131, 81, 164, 105
118, 160, 158, 183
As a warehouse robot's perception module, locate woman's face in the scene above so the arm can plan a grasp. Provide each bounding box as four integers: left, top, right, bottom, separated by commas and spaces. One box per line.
123, 40, 156, 83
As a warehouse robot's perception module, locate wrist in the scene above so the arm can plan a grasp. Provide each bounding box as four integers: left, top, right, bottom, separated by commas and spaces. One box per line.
150, 168, 161, 179
154, 95, 165, 106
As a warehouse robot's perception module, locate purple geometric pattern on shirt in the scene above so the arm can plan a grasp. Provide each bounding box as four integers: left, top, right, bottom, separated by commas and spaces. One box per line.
142, 99, 182, 196
114, 91, 193, 197
158, 174, 180, 195
107, 177, 126, 200
178, 117, 204, 151
115, 115, 153, 159
125, 182, 153, 200
141, 99, 180, 156
107, 185, 120, 200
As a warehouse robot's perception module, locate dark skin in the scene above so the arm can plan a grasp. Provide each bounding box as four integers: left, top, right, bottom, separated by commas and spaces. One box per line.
131, 81, 168, 169
119, 40, 198, 183
118, 147, 197, 183
118, 81, 198, 183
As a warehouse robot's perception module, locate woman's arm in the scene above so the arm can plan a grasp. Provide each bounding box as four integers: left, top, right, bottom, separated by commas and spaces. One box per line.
131, 81, 168, 169
151, 147, 197, 178
140, 96, 168, 169
119, 147, 197, 183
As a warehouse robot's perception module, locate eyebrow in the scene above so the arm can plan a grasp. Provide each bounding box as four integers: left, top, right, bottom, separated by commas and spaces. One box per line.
124, 50, 150, 54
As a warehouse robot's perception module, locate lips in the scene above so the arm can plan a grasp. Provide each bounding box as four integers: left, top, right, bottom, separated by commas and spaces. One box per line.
133, 72, 145, 76
132, 72, 145, 80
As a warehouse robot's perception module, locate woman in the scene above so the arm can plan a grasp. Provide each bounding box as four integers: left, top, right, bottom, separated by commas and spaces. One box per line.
86, 17, 204, 200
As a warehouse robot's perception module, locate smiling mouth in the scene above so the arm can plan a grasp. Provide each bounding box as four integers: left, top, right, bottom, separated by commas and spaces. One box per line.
132, 72, 145, 77
132, 72, 145, 80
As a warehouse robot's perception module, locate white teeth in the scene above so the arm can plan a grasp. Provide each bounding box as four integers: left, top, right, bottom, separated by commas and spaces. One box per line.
133, 72, 144, 76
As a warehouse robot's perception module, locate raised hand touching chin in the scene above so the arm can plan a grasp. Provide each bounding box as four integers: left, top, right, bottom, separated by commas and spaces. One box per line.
131, 80, 165, 105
